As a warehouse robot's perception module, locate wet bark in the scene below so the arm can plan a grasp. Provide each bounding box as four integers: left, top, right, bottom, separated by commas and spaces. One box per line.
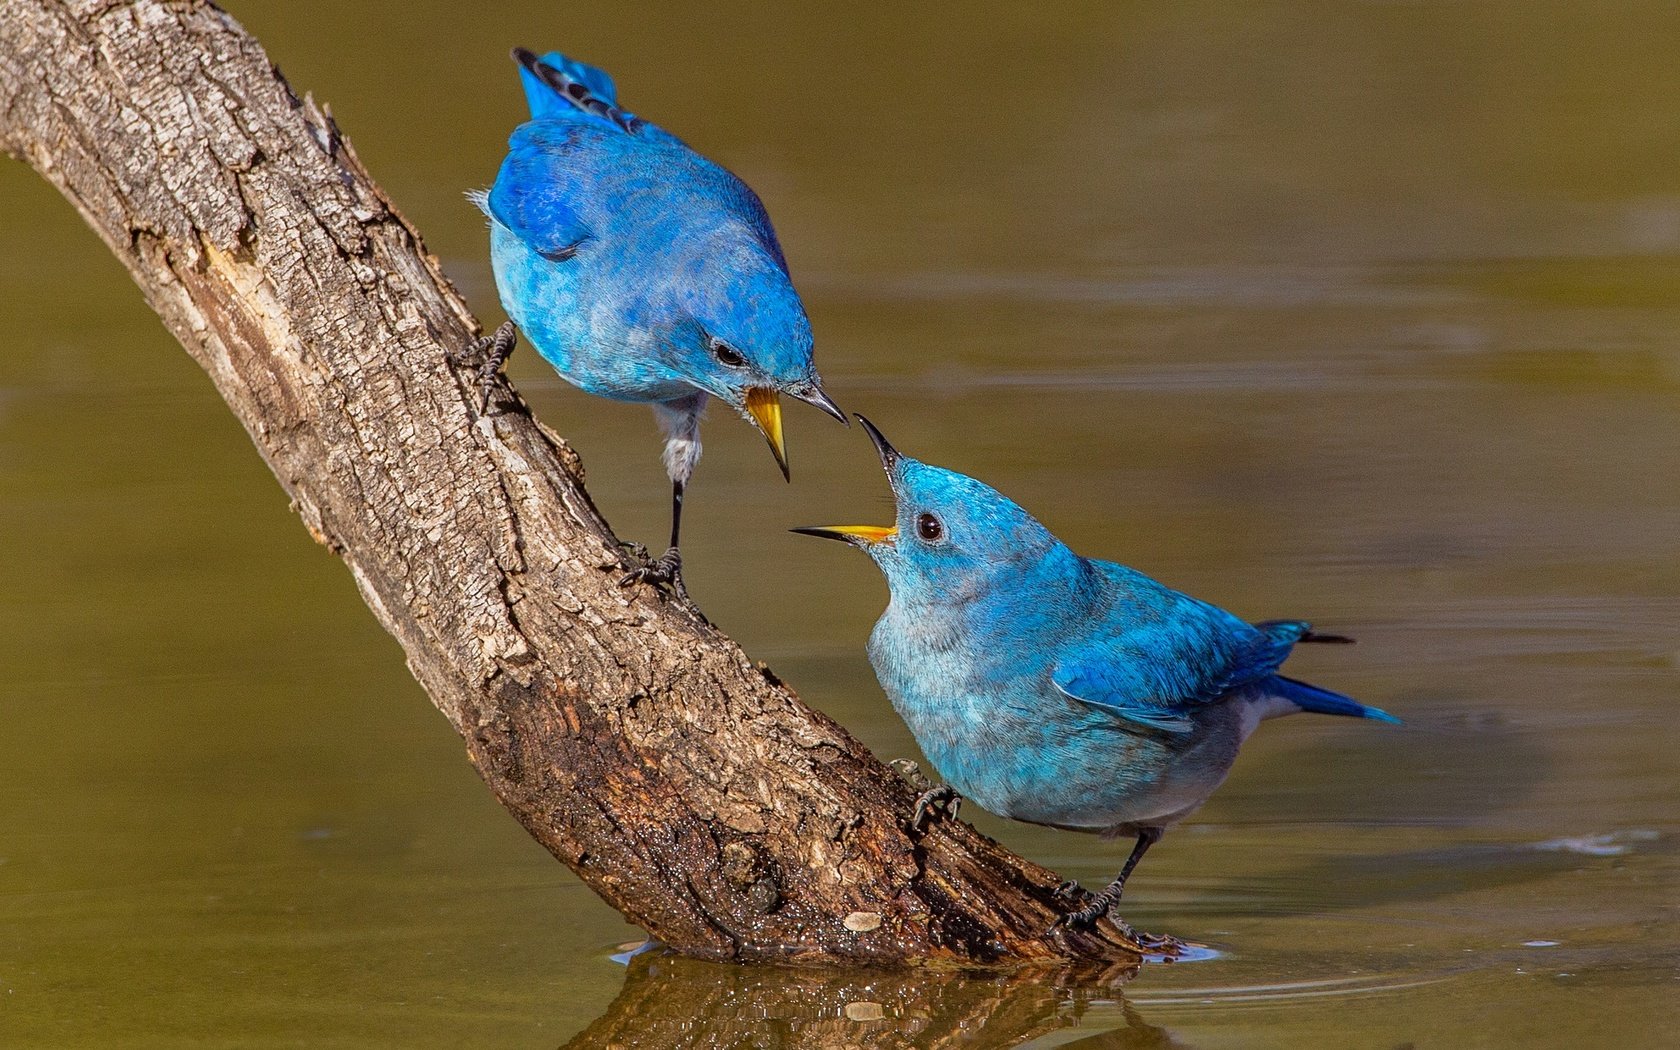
0, 0, 1160, 967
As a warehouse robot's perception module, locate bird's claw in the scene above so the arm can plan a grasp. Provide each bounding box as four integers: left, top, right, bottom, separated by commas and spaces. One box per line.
618, 546, 690, 603
1046, 903, 1184, 956
1129, 927, 1186, 954
910, 784, 961, 835
888, 758, 932, 792
1048, 888, 1121, 935
1052, 878, 1092, 903
450, 320, 517, 412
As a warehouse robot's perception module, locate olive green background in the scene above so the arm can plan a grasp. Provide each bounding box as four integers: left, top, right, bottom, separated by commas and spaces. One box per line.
2, 2, 1676, 1046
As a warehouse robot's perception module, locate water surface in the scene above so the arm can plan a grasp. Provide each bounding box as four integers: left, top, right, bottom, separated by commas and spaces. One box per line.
2, 2, 1677, 1046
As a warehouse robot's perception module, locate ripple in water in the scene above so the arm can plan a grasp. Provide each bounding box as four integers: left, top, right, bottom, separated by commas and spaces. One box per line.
1533, 829, 1659, 857
1128, 971, 1451, 1006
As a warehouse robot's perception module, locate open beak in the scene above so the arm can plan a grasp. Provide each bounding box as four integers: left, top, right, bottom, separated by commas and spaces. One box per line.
744, 387, 790, 481
855, 414, 901, 474
792, 383, 848, 425
791, 414, 905, 548
790, 524, 897, 546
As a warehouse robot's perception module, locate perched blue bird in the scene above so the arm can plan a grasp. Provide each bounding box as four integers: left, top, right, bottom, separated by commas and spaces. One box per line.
795, 418, 1399, 929
462, 47, 844, 592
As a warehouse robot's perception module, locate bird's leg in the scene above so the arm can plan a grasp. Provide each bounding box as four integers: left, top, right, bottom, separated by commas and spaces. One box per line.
626, 398, 707, 603
1054, 827, 1162, 931
618, 480, 690, 603
669, 477, 684, 551
910, 783, 962, 834
448, 320, 518, 412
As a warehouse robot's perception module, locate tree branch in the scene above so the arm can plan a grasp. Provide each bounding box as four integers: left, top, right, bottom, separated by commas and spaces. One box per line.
0, 0, 1155, 966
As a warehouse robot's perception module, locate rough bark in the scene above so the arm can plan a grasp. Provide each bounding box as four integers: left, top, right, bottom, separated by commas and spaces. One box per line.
0, 0, 1161, 966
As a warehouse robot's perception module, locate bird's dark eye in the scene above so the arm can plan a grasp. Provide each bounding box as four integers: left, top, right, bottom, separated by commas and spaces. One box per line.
916, 512, 944, 543
710, 339, 746, 367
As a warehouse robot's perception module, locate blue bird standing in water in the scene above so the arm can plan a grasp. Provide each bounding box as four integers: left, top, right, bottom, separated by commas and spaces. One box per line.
461, 48, 845, 593
795, 419, 1399, 929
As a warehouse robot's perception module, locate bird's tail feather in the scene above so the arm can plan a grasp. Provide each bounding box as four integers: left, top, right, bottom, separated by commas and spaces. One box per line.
512, 47, 629, 125
1255, 618, 1355, 645
1269, 675, 1401, 724
1298, 629, 1356, 644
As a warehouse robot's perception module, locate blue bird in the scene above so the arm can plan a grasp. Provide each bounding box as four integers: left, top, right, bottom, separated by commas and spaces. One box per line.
794, 418, 1399, 930
462, 47, 845, 593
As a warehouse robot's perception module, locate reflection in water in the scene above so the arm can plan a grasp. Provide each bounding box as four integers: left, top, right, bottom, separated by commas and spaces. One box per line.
561, 953, 1200, 1050
1051, 1009, 1195, 1050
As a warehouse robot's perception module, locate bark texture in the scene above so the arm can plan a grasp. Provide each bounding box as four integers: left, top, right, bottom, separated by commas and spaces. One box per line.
0, 0, 1160, 966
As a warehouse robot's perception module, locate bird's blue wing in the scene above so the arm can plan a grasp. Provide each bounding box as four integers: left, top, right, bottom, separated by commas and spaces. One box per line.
1052, 657, 1200, 734
1052, 577, 1308, 735
486, 123, 596, 260
496, 50, 783, 269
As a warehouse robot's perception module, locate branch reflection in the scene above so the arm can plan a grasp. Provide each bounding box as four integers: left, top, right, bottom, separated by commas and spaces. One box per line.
562, 951, 1196, 1049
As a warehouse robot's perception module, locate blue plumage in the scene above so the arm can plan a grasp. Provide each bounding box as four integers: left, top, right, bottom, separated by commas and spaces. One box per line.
514, 51, 621, 122
795, 418, 1398, 929
470, 48, 844, 591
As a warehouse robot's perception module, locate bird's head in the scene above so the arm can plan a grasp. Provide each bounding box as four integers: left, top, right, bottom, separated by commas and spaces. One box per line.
793, 417, 1068, 604
669, 238, 843, 479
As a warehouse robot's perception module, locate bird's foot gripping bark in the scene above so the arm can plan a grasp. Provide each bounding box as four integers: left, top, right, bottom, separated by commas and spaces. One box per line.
888, 758, 933, 792
1125, 926, 1186, 955
893, 760, 964, 834
1052, 879, 1093, 903
910, 783, 962, 835
449, 320, 517, 412
618, 544, 691, 604
1054, 885, 1123, 933
1047, 881, 1184, 956
1048, 895, 1184, 956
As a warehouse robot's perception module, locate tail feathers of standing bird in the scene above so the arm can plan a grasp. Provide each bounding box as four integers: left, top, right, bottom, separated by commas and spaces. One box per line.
1268, 675, 1402, 724
1255, 618, 1357, 645
512, 47, 634, 128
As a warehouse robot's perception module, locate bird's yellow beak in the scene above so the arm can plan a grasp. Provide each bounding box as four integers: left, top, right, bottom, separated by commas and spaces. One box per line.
789, 524, 897, 546
744, 387, 789, 481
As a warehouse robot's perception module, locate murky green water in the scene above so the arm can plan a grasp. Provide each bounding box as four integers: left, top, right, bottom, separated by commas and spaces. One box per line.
4, 2, 1678, 1046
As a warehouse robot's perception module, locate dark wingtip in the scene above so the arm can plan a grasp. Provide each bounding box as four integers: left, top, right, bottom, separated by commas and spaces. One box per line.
511, 47, 539, 69
855, 414, 900, 473
1301, 630, 1357, 645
